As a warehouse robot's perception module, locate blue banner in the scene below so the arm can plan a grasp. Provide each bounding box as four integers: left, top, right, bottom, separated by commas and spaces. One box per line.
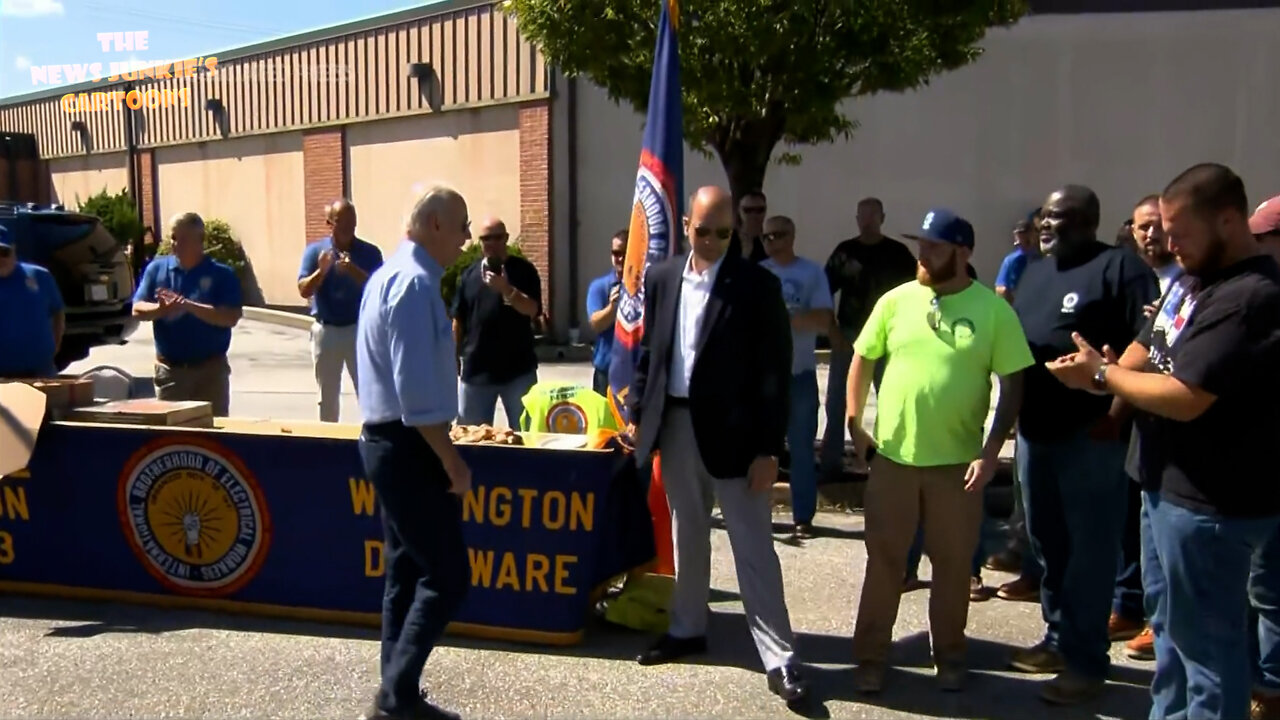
0, 424, 654, 645
609, 0, 684, 425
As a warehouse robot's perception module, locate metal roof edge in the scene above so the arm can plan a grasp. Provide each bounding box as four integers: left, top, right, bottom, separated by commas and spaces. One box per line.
0, 0, 493, 108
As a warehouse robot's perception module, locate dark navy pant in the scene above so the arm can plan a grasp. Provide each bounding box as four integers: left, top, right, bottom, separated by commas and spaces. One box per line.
1252, 525, 1280, 698
1144, 490, 1280, 720
1018, 430, 1128, 680
359, 421, 470, 714
1114, 478, 1145, 622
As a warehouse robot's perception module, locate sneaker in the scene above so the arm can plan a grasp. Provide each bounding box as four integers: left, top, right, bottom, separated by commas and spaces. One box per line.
1124, 626, 1154, 661
984, 549, 1022, 573
970, 576, 991, 602
996, 575, 1041, 602
1009, 641, 1065, 674
1252, 691, 1280, 720
1108, 612, 1143, 642
853, 663, 886, 694
1039, 670, 1105, 705
936, 665, 967, 692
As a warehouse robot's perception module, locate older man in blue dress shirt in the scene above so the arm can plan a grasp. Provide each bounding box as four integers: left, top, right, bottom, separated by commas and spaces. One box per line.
356, 186, 473, 720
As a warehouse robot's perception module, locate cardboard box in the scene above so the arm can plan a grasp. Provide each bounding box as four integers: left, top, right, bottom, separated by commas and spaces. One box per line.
0, 382, 48, 477
0, 377, 95, 411
67, 399, 214, 428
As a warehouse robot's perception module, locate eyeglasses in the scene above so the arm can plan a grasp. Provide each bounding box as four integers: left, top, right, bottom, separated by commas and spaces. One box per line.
927, 295, 942, 331
479, 233, 508, 242
741, 206, 766, 215
762, 232, 791, 242
693, 226, 732, 240
611, 250, 626, 258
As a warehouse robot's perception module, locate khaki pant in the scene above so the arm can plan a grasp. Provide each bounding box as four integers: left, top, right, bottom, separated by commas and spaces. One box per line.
154, 355, 231, 416
852, 454, 983, 668
310, 321, 358, 423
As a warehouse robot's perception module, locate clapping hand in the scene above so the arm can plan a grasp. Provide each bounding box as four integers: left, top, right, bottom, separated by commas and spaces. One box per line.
318, 249, 336, 274
157, 287, 187, 315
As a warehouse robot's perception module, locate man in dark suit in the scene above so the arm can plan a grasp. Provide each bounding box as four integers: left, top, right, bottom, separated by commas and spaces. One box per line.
627, 185, 809, 705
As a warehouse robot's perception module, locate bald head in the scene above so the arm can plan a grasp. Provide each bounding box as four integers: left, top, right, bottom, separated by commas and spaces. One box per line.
1040, 184, 1101, 255
327, 198, 357, 245
477, 217, 510, 259
685, 186, 734, 265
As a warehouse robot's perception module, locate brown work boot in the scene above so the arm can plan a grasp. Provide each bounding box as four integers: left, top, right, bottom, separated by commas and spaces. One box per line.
1108, 612, 1143, 642
984, 548, 1022, 573
996, 575, 1041, 602
1010, 641, 1066, 674
1252, 691, 1280, 720
1040, 669, 1106, 705
1125, 626, 1154, 661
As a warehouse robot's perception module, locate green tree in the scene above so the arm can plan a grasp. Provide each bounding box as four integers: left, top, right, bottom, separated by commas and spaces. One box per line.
442, 238, 525, 311
504, 0, 1027, 204
156, 217, 250, 283
76, 188, 144, 248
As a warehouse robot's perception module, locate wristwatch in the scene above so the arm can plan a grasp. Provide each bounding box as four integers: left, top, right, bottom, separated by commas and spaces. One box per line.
1091, 361, 1111, 393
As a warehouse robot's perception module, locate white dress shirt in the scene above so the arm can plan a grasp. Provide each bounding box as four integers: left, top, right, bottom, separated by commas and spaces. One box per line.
668, 252, 724, 398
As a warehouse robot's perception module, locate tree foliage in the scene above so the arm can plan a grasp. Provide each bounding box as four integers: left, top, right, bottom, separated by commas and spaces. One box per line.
76, 188, 144, 248
441, 238, 525, 312
504, 0, 1028, 200
156, 218, 249, 282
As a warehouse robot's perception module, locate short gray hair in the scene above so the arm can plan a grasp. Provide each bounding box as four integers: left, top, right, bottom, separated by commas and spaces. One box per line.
169, 212, 205, 235
406, 185, 463, 233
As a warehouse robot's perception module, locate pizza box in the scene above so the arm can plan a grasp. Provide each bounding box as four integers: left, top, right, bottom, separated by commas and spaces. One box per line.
67, 399, 214, 428
0, 382, 48, 477
0, 377, 95, 411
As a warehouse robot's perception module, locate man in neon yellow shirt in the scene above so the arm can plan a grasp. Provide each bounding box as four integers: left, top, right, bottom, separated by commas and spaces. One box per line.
846, 208, 1033, 694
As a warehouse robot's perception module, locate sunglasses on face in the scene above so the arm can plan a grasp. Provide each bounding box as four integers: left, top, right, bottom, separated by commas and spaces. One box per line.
763, 231, 791, 242
927, 295, 942, 332
611, 249, 626, 258
479, 233, 507, 242
693, 226, 733, 240
741, 206, 766, 215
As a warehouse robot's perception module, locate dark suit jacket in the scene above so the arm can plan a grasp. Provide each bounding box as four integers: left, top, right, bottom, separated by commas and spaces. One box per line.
627, 252, 792, 479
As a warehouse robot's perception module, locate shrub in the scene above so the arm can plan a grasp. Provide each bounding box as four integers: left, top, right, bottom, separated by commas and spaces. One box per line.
441, 237, 524, 311
156, 217, 250, 283
76, 188, 144, 248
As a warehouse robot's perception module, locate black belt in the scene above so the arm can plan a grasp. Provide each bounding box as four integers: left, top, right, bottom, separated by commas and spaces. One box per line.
666, 395, 690, 407
317, 320, 356, 327
156, 354, 225, 369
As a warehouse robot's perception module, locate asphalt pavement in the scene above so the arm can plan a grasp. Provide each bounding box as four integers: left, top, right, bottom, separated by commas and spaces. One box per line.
0, 319, 1150, 719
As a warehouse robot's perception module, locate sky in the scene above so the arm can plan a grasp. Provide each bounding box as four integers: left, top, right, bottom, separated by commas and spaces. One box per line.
0, 0, 443, 99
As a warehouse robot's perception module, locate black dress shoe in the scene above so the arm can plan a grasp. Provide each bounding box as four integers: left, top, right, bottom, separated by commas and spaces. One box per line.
767, 665, 810, 704
636, 633, 707, 666
361, 693, 460, 720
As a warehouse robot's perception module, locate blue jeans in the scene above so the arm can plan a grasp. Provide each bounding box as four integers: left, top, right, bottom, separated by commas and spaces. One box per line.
787, 370, 821, 526
358, 421, 470, 715
1253, 526, 1280, 697
821, 343, 883, 478
1017, 430, 1128, 680
1145, 491, 1280, 720
1114, 478, 1145, 622
905, 489, 986, 580
458, 369, 538, 427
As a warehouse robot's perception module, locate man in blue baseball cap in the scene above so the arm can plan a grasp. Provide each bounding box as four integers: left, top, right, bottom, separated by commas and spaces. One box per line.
0, 225, 67, 378
846, 208, 1034, 693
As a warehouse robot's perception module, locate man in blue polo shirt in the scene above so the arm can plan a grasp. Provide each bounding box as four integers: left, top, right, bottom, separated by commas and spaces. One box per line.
0, 226, 65, 378
298, 199, 384, 422
585, 229, 627, 397
995, 218, 1038, 303
133, 212, 243, 416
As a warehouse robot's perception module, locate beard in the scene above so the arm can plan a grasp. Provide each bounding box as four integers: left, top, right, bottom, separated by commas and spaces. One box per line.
1180, 233, 1228, 276
917, 253, 958, 286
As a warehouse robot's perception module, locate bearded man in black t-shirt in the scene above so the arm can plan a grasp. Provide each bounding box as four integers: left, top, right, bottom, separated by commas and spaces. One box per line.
1048, 165, 1280, 720
1008, 185, 1159, 706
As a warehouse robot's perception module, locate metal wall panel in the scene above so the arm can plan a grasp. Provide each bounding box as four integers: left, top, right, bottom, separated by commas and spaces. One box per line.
0, 2, 551, 159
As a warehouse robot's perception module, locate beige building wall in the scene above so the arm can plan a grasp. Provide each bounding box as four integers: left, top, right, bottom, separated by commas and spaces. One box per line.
572, 8, 1280, 309
155, 134, 307, 305
347, 106, 523, 258
48, 152, 129, 209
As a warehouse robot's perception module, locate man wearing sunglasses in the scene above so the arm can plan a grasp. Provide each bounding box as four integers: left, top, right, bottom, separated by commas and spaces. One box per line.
628, 185, 808, 706
585, 229, 629, 396
452, 217, 542, 427
0, 225, 66, 379
728, 189, 769, 263
845, 208, 1032, 693
759, 215, 836, 540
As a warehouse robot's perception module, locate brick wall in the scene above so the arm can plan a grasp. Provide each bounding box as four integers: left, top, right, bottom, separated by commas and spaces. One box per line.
302, 128, 348, 244
518, 100, 553, 331
137, 150, 157, 232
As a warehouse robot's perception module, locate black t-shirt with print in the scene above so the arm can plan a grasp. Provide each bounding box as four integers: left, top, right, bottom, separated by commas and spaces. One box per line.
452, 254, 543, 385
1014, 240, 1159, 443
824, 236, 918, 334
1133, 254, 1280, 517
